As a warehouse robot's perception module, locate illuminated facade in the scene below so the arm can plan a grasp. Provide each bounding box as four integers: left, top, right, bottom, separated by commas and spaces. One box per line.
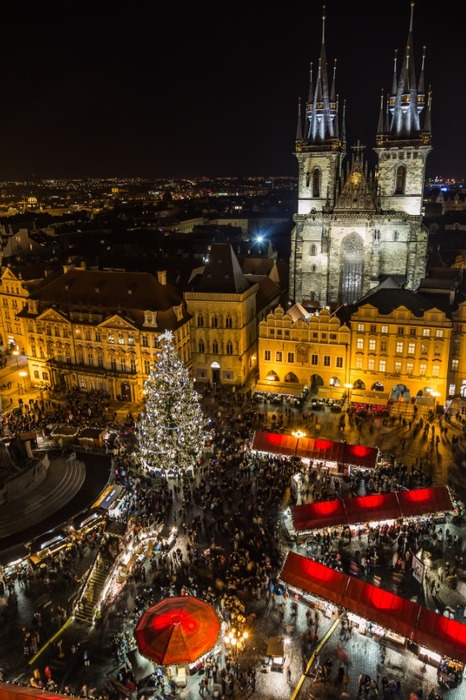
290, 5, 431, 307
1, 265, 191, 402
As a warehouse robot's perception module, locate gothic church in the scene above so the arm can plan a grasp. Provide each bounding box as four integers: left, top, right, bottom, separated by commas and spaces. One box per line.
289, 3, 432, 308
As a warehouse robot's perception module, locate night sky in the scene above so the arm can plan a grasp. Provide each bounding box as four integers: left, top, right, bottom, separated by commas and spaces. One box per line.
0, 1, 464, 181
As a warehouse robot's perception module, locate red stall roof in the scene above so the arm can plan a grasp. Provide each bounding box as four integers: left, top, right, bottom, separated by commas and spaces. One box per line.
279, 551, 348, 607
251, 431, 378, 468
343, 577, 420, 641
413, 607, 466, 664
397, 486, 454, 518
291, 499, 347, 531
251, 431, 297, 456
279, 553, 466, 664
344, 492, 401, 525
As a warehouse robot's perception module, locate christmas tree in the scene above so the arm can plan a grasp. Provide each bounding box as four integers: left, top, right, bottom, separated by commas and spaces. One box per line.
137, 329, 211, 475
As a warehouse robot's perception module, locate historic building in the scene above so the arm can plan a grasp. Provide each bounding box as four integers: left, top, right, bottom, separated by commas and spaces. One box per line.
185, 242, 282, 387
289, 5, 432, 307
8, 264, 191, 402
257, 305, 350, 397
257, 287, 453, 409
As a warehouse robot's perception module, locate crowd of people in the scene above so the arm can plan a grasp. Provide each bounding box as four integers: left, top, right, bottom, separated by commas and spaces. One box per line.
0, 385, 465, 699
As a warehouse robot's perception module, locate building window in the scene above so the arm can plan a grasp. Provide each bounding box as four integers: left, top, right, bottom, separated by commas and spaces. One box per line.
98, 354, 103, 367
396, 342, 404, 354
370, 325, 376, 333
421, 344, 428, 355
142, 335, 149, 347
422, 328, 430, 337
368, 358, 375, 370
130, 357, 136, 372
451, 358, 459, 371
110, 357, 116, 371
311, 354, 318, 365
434, 344, 441, 357
381, 325, 388, 334
336, 357, 343, 368
408, 343, 415, 354
287, 352, 294, 363
144, 359, 150, 374
419, 363, 427, 376
395, 361, 402, 373
118, 333, 125, 345
380, 341, 387, 352
369, 339, 376, 351
226, 341, 233, 355
211, 314, 218, 328
410, 328, 416, 336
395, 164, 406, 194
212, 340, 218, 354
198, 340, 205, 353
378, 360, 386, 372
323, 355, 330, 366
357, 323, 364, 332
119, 359, 126, 372
88, 352, 93, 366
397, 327, 404, 335
356, 357, 363, 369
357, 338, 364, 350
310, 244, 317, 256
435, 329, 444, 338
312, 168, 320, 197
265, 350, 271, 361
276, 351, 282, 362
107, 333, 114, 343
225, 315, 232, 329
95, 331, 101, 342
197, 313, 204, 327
432, 365, 440, 377
128, 334, 134, 346
407, 362, 414, 374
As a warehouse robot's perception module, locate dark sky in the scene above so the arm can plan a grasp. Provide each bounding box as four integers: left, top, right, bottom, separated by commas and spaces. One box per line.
0, 1, 464, 181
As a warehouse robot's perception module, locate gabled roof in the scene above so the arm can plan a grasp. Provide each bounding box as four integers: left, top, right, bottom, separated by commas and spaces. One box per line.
354, 287, 439, 317
196, 243, 251, 294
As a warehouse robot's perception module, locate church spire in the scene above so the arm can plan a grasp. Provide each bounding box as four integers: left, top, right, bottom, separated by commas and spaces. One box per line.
378, 1, 429, 140
304, 4, 339, 144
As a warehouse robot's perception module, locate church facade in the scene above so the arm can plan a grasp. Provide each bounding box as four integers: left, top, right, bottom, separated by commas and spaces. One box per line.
289, 5, 432, 308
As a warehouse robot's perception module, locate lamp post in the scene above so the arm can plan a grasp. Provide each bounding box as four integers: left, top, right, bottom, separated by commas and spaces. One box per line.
344, 383, 353, 408
19, 370, 27, 393
223, 627, 248, 659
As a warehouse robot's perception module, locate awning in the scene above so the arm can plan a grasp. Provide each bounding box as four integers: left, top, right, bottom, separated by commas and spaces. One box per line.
251, 431, 298, 456
413, 608, 466, 664
290, 486, 454, 533
350, 390, 389, 406
343, 577, 420, 641
342, 444, 378, 469
344, 492, 401, 525
297, 437, 345, 462
279, 551, 348, 607
279, 552, 466, 664
397, 486, 454, 518
254, 382, 303, 397
291, 500, 347, 532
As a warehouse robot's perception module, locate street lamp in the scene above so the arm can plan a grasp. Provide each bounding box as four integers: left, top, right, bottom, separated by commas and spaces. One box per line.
344, 383, 353, 407
19, 370, 27, 392
223, 627, 248, 658
292, 429, 306, 440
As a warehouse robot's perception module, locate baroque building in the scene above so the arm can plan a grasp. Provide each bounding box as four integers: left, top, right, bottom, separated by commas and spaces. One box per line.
289, 4, 432, 307
3, 264, 191, 402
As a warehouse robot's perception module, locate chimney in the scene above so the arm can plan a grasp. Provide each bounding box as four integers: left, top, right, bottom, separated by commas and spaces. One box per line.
157, 270, 167, 285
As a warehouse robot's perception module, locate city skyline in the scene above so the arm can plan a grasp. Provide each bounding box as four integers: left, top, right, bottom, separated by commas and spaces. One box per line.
0, 1, 465, 181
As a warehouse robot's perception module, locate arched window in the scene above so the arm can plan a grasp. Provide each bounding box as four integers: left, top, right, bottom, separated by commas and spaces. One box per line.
212, 340, 219, 354
211, 314, 218, 328
312, 168, 321, 197
198, 339, 205, 353
306, 171, 311, 188
311, 265, 317, 273
395, 165, 406, 194
197, 313, 204, 327
225, 314, 232, 329
310, 244, 317, 256
226, 341, 233, 355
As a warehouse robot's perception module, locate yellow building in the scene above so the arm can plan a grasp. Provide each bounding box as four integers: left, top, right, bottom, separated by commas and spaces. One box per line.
347, 288, 451, 411
257, 304, 351, 397
9, 265, 191, 402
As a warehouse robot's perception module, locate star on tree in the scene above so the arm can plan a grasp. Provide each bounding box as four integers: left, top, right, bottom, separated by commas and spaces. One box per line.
137, 330, 211, 475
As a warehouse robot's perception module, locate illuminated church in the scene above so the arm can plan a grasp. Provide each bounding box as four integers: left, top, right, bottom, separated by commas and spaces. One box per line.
289, 3, 432, 308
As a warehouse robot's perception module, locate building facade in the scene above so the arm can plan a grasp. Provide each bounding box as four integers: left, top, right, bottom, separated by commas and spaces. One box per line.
289, 5, 431, 307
